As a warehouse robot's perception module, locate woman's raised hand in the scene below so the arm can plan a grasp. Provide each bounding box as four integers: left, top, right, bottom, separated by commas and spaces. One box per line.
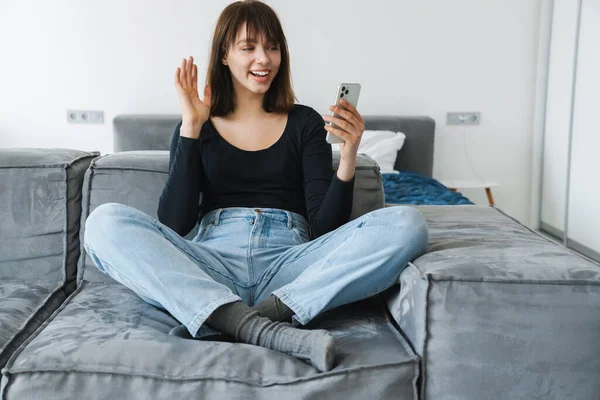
174, 56, 212, 138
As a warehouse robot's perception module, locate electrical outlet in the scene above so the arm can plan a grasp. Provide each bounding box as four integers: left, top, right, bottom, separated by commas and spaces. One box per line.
67, 110, 104, 124
446, 112, 481, 125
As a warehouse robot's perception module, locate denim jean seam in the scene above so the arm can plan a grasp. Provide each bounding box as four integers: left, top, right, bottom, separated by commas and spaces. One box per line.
154, 222, 236, 284
195, 223, 213, 243
290, 227, 305, 243
284, 240, 329, 265
291, 219, 310, 239
84, 245, 153, 298
187, 294, 242, 336
257, 218, 360, 294
280, 237, 341, 290
251, 231, 310, 289
290, 215, 363, 262
252, 263, 283, 297
345, 225, 429, 302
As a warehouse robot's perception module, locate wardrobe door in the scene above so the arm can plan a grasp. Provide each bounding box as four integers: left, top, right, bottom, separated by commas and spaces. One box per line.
540, 0, 580, 238
565, 0, 600, 261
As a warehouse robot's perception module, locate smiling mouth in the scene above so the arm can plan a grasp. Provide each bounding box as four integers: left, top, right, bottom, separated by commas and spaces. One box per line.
249, 71, 270, 77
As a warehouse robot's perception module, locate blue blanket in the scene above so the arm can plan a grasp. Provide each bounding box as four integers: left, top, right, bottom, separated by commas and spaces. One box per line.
382, 171, 474, 205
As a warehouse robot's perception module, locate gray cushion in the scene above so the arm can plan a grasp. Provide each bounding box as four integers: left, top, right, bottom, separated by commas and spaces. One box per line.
0, 148, 97, 369
77, 150, 384, 284
1, 282, 419, 399
0, 283, 66, 371
0, 148, 98, 283
385, 204, 600, 399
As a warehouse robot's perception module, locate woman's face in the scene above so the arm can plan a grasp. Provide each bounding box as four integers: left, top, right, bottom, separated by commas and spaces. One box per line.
222, 23, 281, 97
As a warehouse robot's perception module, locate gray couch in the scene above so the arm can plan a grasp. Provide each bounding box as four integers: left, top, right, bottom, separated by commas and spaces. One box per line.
1, 115, 599, 399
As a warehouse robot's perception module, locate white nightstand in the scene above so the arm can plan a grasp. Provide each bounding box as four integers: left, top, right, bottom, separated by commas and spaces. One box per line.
439, 180, 500, 206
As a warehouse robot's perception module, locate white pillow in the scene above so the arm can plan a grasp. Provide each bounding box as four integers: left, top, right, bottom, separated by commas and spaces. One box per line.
331, 130, 406, 174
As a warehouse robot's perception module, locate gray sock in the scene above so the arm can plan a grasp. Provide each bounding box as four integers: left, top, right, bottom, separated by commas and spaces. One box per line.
251, 295, 295, 323
207, 301, 335, 372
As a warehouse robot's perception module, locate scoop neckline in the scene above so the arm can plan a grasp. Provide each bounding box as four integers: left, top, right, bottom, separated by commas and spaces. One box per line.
208, 108, 293, 153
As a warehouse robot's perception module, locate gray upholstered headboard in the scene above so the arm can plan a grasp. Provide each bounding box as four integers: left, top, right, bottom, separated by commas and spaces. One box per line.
113, 114, 435, 177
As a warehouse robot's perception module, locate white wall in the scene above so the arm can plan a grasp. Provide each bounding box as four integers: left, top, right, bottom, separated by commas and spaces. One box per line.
0, 0, 543, 225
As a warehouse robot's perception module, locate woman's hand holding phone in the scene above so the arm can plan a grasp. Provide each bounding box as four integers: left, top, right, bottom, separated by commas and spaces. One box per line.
174, 56, 212, 139
323, 98, 365, 156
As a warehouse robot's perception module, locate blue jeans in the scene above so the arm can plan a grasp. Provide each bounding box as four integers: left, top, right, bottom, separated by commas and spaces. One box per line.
83, 204, 429, 339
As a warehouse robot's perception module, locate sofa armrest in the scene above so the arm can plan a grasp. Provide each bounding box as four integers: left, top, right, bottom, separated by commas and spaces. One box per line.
0, 148, 98, 284
382, 263, 428, 356
332, 152, 384, 220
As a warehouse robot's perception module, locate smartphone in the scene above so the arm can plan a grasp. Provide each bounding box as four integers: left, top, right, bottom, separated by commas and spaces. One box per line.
326, 83, 361, 144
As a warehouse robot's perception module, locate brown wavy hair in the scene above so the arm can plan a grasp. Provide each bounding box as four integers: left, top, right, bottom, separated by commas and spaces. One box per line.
206, 0, 296, 117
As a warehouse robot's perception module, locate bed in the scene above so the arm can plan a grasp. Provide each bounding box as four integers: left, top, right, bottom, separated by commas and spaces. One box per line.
381, 171, 473, 205
113, 112, 472, 206
353, 115, 473, 205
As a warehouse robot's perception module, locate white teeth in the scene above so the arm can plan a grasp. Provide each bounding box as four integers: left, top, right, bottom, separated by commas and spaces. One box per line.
251, 71, 269, 76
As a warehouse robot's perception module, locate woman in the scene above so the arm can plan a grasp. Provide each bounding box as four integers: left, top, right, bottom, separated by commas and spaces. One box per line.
83, 0, 429, 373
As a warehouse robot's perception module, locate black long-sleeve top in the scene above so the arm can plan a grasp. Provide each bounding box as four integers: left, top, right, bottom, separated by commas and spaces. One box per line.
157, 104, 355, 240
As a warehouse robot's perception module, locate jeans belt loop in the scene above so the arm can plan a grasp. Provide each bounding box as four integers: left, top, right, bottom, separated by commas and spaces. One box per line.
214, 209, 223, 225
284, 211, 293, 229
